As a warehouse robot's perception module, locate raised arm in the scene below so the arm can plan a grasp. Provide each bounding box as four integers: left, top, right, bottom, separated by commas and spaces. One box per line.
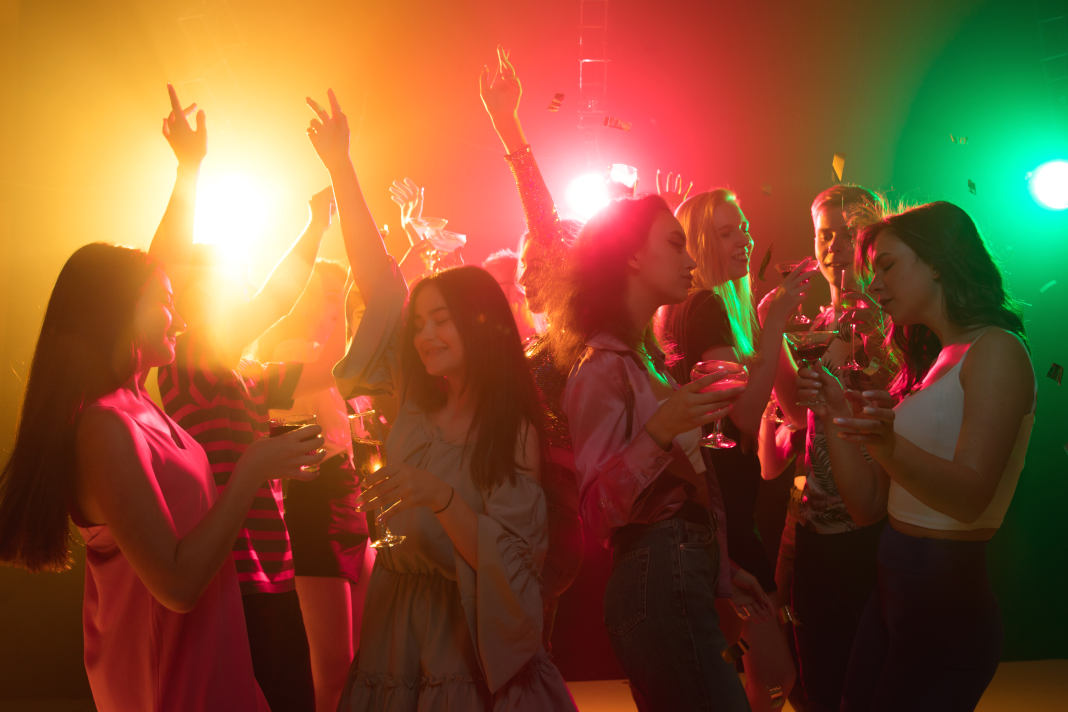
76, 406, 324, 613
225, 187, 333, 357
148, 84, 206, 278
306, 90, 392, 300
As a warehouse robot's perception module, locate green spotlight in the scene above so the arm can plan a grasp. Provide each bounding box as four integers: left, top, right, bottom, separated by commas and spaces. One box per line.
1028, 160, 1068, 210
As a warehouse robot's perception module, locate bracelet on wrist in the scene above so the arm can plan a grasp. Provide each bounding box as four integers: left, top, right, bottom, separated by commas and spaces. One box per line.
433, 486, 455, 515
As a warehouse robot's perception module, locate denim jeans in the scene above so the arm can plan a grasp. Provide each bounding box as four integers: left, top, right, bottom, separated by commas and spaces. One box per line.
605, 516, 750, 712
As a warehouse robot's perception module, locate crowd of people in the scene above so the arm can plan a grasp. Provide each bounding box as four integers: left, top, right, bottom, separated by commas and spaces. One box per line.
0, 46, 1036, 712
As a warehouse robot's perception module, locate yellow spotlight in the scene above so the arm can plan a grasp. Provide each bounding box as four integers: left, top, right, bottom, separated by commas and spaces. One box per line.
194, 171, 274, 276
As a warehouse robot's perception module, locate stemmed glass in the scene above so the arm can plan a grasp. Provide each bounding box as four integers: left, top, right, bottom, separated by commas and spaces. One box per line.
784, 330, 838, 407
837, 292, 876, 390
269, 413, 319, 500
774, 261, 811, 327
690, 360, 749, 449
349, 411, 406, 549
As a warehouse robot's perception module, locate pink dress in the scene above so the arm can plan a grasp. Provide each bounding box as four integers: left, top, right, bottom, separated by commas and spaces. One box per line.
76, 396, 269, 712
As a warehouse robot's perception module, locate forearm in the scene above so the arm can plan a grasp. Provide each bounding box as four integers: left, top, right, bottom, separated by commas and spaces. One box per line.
328, 160, 392, 297
823, 420, 887, 524
873, 437, 994, 523
729, 323, 786, 437
773, 343, 806, 428
148, 162, 201, 269
436, 493, 480, 569
164, 470, 261, 611
491, 113, 528, 154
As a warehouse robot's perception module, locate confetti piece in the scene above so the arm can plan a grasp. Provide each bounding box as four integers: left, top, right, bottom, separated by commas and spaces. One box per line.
757, 245, 773, 281
603, 115, 632, 131
761, 184, 773, 195
967, 179, 976, 194
1047, 363, 1063, 385
950, 134, 968, 145
547, 92, 565, 112
832, 153, 846, 182
1039, 280, 1057, 293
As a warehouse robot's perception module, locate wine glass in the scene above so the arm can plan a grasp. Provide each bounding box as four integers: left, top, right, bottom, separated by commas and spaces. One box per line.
690, 360, 749, 449
349, 412, 406, 549
837, 292, 876, 387
785, 330, 838, 407
774, 261, 811, 327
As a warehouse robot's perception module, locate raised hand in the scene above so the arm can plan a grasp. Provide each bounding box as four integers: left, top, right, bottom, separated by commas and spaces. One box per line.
306, 89, 350, 171
307, 186, 336, 231
389, 177, 424, 227
479, 44, 522, 125
162, 84, 206, 167
655, 169, 693, 213
763, 257, 818, 325
644, 374, 745, 448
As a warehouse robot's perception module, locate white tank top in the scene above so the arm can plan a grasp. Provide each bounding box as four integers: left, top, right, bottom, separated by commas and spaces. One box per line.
889, 329, 1035, 531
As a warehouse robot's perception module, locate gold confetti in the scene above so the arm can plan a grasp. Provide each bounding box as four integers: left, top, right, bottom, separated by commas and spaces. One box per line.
968, 179, 977, 195
604, 116, 632, 132
547, 92, 565, 112
832, 153, 846, 182
1047, 363, 1063, 385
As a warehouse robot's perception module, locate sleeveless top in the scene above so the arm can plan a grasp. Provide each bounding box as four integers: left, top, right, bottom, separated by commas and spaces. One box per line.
889, 330, 1035, 531
77, 396, 268, 712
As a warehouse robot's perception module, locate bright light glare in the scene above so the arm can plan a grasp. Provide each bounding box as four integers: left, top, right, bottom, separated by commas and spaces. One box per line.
194, 172, 273, 269
609, 163, 639, 189
566, 173, 611, 221
1028, 160, 1068, 211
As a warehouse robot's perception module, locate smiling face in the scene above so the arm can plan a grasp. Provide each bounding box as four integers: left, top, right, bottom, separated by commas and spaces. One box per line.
866, 229, 942, 326
132, 269, 185, 368
629, 210, 696, 306
410, 283, 465, 380
813, 203, 858, 290
710, 201, 753, 282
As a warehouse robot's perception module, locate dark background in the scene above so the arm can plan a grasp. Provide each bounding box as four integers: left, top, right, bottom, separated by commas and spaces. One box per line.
1, 0, 1066, 701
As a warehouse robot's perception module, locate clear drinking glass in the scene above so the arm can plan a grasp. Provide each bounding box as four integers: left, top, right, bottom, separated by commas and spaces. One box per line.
785, 330, 838, 407
268, 413, 319, 500
690, 359, 749, 449
349, 411, 405, 549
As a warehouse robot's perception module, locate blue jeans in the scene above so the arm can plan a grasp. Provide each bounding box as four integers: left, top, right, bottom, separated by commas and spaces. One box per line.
606, 515, 750, 712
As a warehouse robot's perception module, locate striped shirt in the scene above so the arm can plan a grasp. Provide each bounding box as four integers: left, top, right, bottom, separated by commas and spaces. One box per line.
158, 332, 303, 595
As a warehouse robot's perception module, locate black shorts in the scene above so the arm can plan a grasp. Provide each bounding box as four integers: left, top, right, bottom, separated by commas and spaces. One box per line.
284, 453, 369, 582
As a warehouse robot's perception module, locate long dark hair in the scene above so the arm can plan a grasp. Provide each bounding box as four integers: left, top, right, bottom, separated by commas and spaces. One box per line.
856, 201, 1026, 395
0, 243, 156, 572
400, 266, 543, 493
549, 195, 674, 370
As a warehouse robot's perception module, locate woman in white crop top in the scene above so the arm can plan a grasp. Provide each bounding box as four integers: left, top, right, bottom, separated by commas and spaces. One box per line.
797, 201, 1035, 711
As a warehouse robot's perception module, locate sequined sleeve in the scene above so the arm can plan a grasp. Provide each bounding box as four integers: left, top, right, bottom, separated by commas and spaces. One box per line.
504, 145, 568, 286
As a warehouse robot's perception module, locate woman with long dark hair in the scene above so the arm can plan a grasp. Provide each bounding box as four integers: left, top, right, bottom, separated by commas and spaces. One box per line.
559, 192, 765, 710
0, 243, 323, 711
799, 201, 1035, 710
306, 89, 574, 711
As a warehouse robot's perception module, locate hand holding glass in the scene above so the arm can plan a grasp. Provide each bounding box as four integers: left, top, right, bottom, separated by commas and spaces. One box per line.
690, 360, 749, 449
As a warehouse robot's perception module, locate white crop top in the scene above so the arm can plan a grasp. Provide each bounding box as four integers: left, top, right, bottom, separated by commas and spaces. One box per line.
889, 329, 1035, 531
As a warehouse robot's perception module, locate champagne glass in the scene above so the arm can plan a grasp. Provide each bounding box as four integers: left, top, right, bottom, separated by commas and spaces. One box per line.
785, 330, 838, 407
837, 292, 876, 388
774, 261, 811, 327
690, 360, 749, 449
349, 412, 406, 549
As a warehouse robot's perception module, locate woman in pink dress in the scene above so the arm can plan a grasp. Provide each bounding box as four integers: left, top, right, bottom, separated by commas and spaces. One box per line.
0, 242, 325, 711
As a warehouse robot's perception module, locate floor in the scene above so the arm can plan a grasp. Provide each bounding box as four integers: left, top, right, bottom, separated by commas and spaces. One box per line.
4, 660, 1066, 711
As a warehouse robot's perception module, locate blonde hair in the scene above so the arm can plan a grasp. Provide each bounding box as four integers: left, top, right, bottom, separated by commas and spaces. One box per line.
674, 190, 757, 360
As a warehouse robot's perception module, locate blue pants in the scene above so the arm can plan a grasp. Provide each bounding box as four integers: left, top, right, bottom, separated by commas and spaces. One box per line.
841, 525, 1001, 711
606, 515, 750, 712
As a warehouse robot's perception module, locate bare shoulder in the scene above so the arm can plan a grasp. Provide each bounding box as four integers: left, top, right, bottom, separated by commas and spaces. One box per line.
77, 398, 142, 460
962, 327, 1034, 405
